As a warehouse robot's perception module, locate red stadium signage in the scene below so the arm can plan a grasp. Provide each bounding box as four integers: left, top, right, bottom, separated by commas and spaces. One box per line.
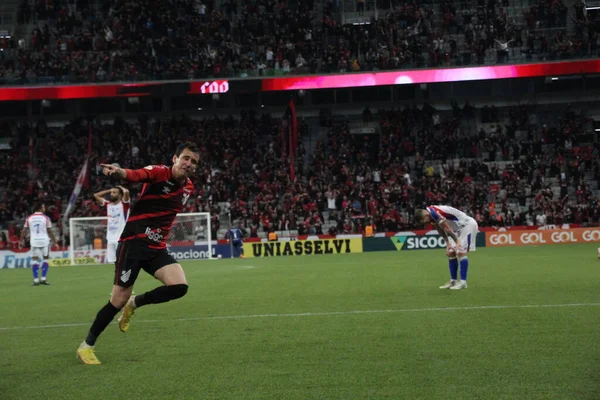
0, 59, 599, 101
0, 80, 231, 101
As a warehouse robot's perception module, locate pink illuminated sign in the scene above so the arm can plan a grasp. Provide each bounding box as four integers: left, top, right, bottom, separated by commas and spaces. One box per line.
0, 60, 598, 102
261, 60, 600, 91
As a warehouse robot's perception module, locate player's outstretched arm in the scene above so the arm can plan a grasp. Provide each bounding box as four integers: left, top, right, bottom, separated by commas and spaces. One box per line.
93, 189, 111, 205
101, 164, 169, 183
100, 164, 127, 179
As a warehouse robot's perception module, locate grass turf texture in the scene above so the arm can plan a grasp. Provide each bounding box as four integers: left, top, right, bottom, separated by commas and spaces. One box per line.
1, 244, 599, 400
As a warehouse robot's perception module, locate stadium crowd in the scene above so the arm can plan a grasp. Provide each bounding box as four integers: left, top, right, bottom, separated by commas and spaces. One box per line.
1, 0, 598, 84
0, 100, 599, 249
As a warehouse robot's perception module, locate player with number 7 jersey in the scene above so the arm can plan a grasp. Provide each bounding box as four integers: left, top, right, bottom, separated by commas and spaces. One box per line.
77, 143, 200, 365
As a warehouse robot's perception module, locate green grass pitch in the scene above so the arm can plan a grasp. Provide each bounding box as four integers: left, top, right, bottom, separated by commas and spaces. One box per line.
1, 244, 599, 400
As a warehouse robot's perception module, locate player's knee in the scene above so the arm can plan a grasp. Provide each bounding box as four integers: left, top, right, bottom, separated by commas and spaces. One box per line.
457, 253, 468, 260
110, 294, 129, 309
168, 284, 188, 300
110, 287, 132, 308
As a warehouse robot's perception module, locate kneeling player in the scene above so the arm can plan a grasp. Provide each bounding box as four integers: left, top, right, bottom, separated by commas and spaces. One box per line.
415, 205, 479, 290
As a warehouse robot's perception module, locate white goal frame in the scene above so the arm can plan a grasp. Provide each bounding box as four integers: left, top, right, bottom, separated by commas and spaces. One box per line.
69, 212, 212, 265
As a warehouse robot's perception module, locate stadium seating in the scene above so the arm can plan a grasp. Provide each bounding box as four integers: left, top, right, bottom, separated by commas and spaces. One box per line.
1, 101, 598, 246
0, 0, 595, 84
1, 0, 599, 244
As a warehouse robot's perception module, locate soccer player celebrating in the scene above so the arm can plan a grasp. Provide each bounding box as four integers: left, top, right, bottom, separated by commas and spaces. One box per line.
20, 203, 57, 286
415, 205, 479, 290
93, 186, 130, 264
76, 143, 200, 365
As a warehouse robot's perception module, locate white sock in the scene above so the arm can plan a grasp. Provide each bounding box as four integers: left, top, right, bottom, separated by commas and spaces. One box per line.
34, 278, 40, 283
80, 341, 93, 349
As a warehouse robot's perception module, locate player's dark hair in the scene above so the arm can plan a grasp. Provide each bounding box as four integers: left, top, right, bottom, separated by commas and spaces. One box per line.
175, 142, 200, 157
33, 202, 44, 212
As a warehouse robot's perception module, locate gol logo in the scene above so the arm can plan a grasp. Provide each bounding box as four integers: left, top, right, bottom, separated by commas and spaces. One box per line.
489, 233, 515, 245
582, 230, 600, 242
488, 232, 548, 245
550, 231, 577, 243
520, 232, 547, 244
488, 228, 600, 247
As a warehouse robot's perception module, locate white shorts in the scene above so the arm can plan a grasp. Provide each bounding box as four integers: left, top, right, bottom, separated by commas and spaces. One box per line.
447, 222, 478, 253
31, 246, 50, 260
107, 242, 119, 264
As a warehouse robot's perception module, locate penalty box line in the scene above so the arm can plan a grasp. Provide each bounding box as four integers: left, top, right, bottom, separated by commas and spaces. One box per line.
1, 303, 599, 331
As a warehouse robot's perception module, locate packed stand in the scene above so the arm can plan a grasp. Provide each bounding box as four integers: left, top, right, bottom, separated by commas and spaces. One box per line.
303, 103, 600, 234
321, 0, 594, 73
1, 102, 599, 247
0, 112, 310, 245
3, 0, 320, 84
2, 0, 598, 84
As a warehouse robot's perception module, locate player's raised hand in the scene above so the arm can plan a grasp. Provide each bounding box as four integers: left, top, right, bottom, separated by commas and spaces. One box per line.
100, 163, 118, 176
100, 164, 126, 180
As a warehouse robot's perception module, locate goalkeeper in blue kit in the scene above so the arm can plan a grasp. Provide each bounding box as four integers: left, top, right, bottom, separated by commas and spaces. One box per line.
226, 225, 246, 258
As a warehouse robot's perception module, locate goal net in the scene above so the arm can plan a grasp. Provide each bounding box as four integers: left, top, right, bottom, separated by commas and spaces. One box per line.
69, 212, 213, 265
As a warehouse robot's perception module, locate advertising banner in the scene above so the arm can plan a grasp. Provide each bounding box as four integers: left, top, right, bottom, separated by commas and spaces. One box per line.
245, 238, 363, 258
486, 227, 600, 247
0, 249, 106, 269
363, 233, 487, 252
167, 244, 231, 260
0, 244, 233, 269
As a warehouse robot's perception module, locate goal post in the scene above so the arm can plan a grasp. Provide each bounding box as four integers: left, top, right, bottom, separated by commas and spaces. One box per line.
69, 212, 213, 265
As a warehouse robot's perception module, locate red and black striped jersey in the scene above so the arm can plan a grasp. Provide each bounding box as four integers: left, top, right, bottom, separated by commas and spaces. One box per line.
119, 165, 194, 249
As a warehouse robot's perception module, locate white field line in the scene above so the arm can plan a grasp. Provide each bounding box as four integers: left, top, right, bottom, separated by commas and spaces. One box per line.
1, 303, 599, 332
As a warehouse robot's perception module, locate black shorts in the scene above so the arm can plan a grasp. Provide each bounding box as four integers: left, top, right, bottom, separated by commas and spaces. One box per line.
114, 240, 177, 288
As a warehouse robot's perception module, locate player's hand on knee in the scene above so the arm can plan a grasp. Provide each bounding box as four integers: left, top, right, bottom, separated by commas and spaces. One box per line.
446, 246, 457, 258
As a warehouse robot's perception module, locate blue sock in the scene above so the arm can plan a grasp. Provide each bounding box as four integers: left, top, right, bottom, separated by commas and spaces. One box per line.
448, 258, 458, 280
41, 261, 49, 279
32, 263, 40, 280
459, 257, 469, 281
